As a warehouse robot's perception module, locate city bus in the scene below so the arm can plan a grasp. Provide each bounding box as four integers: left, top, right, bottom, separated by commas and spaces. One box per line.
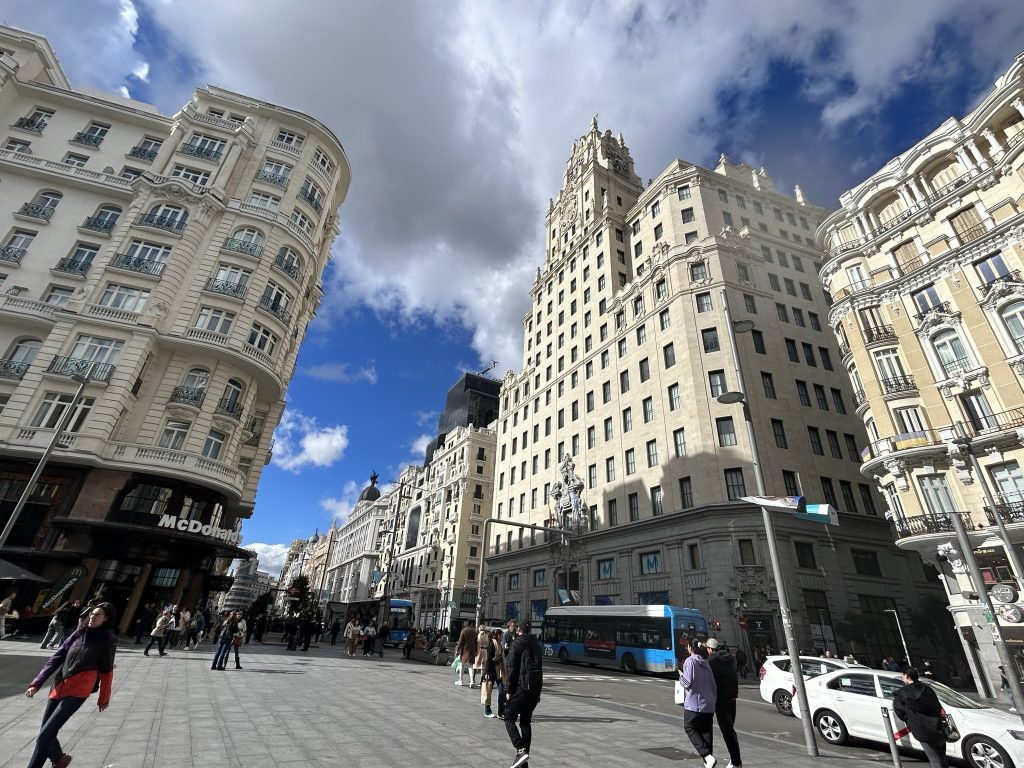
385, 598, 414, 646
331, 598, 414, 646
541, 604, 708, 674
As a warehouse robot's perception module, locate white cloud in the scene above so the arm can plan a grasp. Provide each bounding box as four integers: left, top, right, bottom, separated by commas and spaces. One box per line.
242, 543, 290, 578
301, 362, 377, 384
320, 480, 361, 524
410, 433, 433, 459
414, 410, 438, 427
271, 409, 349, 472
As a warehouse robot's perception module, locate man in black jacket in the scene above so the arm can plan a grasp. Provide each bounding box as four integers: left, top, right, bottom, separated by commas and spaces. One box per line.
706, 639, 742, 768
504, 622, 542, 768
893, 667, 947, 768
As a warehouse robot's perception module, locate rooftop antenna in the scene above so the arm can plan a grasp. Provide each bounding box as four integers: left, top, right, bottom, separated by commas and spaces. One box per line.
478, 360, 498, 376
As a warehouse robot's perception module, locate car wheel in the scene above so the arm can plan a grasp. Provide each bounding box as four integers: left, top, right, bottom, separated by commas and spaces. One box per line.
814, 709, 849, 746
622, 653, 637, 673
558, 647, 569, 664
963, 735, 1014, 768
773, 690, 794, 716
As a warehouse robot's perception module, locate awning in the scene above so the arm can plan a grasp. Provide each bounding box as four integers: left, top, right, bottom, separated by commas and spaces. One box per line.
0, 557, 50, 582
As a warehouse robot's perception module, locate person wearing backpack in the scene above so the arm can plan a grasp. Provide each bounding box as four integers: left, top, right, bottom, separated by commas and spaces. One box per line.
893, 667, 948, 768
503, 622, 543, 768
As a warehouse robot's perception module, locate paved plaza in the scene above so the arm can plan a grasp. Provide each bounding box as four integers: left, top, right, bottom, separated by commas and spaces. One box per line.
0, 639, 863, 768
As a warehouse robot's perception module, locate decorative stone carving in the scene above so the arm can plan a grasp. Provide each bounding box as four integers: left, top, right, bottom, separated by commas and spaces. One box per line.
1016, 427, 1024, 448
1011, 359, 1024, 378
936, 542, 968, 574
914, 307, 961, 337
736, 566, 770, 596
883, 458, 909, 491
979, 275, 1024, 311
946, 441, 973, 484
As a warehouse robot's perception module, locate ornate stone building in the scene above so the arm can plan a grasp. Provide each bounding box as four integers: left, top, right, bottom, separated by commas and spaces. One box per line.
0, 25, 350, 631
818, 51, 1024, 693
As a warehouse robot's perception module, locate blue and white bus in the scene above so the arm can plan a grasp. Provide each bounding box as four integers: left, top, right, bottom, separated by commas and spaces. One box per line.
386, 598, 414, 646
541, 604, 708, 674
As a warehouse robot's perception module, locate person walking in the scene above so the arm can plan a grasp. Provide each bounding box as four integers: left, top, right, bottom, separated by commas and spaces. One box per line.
402, 627, 417, 659
378, 621, 389, 657
0, 589, 16, 639
473, 624, 489, 689
344, 619, 359, 656
679, 641, 718, 768
330, 618, 341, 645
211, 612, 241, 671
734, 648, 748, 680
133, 603, 155, 645
498, 619, 517, 718
503, 622, 543, 768
185, 612, 205, 649
24, 602, 117, 768
893, 667, 948, 768
482, 627, 505, 718
143, 610, 170, 656
232, 612, 246, 668
57, 600, 82, 646
39, 607, 66, 650
455, 624, 478, 686
706, 639, 741, 768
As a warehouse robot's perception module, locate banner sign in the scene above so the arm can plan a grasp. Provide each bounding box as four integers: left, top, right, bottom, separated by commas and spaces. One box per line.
157, 514, 241, 545
793, 504, 839, 526
40, 566, 88, 611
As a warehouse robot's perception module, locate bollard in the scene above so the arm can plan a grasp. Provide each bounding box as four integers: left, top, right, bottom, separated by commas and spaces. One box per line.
880, 706, 904, 768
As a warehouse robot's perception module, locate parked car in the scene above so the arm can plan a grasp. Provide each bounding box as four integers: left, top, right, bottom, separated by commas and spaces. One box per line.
793, 667, 1022, 768
759, 655, 855, 715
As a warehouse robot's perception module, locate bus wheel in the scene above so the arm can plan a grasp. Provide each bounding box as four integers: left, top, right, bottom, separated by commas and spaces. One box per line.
622, 653, 637, 673
558, 647, 569, 664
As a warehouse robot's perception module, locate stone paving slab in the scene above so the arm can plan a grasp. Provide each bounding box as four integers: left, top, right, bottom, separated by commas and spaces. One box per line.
0, 639, 837, 768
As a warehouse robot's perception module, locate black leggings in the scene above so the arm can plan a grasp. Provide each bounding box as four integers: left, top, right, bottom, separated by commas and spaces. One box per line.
504, 692, 540, 752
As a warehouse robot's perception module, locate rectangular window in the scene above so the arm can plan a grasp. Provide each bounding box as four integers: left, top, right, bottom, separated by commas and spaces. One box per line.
839, 480, 858, 512
642, 397, 654, 423
159, 419, 190, 450
625, 449, 636, 475
673, 428, 686, 457
796, 380, 811, 406
820, 477, 838, 507
247, 323, 278, 355
663, 342, 676, 367
808, 427, 824, 455
628, 492, 640, 521
859, 484, 878, 515
646, 440, 658, 468
171, 165, 210, 185
605, 457, 615, 482
639, 550, 662, 575
725, 469, 747, 501
607, 498, 618, 527
831, 389, 847, 414
202, 429, 226, 459
702, 328, 720, 353
668, 383, 681, 411
844, 434, 860, 462
709, 370, 727, 397
795, 542, 817, 570
195, 306, 234, 334
827, 431, 842, 459
619, 370, 629, 394
717, 417, 737, 446
776, 303, 789, 323
772, 419, 788, 448
761, 372, 776, 399
660, 309, 671, 330
639, 357, 650, 382
680, 477, 693, 509
802, 343, 816, 366
31, 392, 95, 432
786, 339, 799, 362
744, 294, 757, 313
696, 292, 713, 312
783, 470, 800, 496
851, 549, 882, 576
691, 261, 708, 281
752, 330, 766, 354
814, 384, 829, 410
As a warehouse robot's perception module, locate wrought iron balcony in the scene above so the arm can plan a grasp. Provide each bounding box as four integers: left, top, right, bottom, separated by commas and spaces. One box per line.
258, 296, 291, 325
71, 132, 104, 147
47, 356, 114, 382
81, 216, 116, 233
0, 359, 29, 379
940, 358, 975, 379
924, 173, 969, 204
862, 324, 896, 343
255, 169, 290, 187
169, 386, 205, 407
848, 279, 873, 293
17, 202, 54, 220
896, 256, 926, 276
222, 237, 262, 258
984, 500, 1024, 526
273, 253, 301, 282
0, 245, 26, 264
135, 212, 186, 234
956, 222, 988, 245
890, 511, 981, 540
880, 375, 917, 394
853, 389, 867, 407
1013, 335, 1024, 355
913, 302, 952, 323
128, 145, 159, 161
204, 278, 247, 299
978, 270, 1021, 292
13, 116, 47, 133
839, 341, 851, 357
179, 142, 222, 161
216, 398, 243, 420
298, 189, 322, 213
961, 407, 1024, 438
110, 253, 166, 276
53, 258, 91, 276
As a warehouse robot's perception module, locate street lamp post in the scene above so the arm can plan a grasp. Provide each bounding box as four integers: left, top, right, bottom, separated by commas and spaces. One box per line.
884, 608, 912, 668
719, 289, 818, 756
0, 368, 92, 549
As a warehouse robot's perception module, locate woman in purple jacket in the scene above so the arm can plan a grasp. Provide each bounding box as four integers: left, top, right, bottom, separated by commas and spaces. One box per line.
679, 641, 718, 768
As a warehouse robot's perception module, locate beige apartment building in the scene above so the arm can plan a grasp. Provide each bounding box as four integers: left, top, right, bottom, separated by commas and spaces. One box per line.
487, 119, 948, 669
0, 25, 350, 632
818, 52, 1024, 693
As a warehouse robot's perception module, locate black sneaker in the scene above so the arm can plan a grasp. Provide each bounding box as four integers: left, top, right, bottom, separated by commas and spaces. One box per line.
510, 749, 530, 768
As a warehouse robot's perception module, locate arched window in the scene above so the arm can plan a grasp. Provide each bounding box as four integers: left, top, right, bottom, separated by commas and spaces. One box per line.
182, 368, 209, 391
34, 190, 63, 209
147, 203, 188, 226
275, 246, 302, 280
931, 329, 971, 378
85, 205, 122, 234
219, 379, 244, 415
1000, 300, 1024, 354
8, 338, 41, 364
232, 227, 264, 246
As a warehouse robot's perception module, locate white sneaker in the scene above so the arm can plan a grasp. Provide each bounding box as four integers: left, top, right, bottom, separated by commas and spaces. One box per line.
726, 764, 741, 768
1011, 708, 1018, 713
703, 756, 717, 768
455, 681, 464, 686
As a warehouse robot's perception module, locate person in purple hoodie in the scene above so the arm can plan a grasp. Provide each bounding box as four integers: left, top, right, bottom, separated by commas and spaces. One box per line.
679, 640, 718, 768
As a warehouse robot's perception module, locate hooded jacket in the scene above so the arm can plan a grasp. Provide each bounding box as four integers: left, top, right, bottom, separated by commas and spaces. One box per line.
680, 653, 717, 713
505, 631, 543, 698
892, 680, 944, 743
707, 648, 739, 701
31, 626, 116, 707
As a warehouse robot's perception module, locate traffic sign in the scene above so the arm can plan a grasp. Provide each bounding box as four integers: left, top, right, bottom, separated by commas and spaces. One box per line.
738, 616, 748, 629
991, 584, 1019, 604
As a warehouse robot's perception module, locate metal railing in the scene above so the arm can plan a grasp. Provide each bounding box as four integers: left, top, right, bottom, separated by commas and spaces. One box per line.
169, 386, 206, 407
848, 279, 874, 293
853, 389, 867, 407
72, 132, 104, 147
204, 278, 247, 299
110, 253, 166, 276
880, 375, 917, 394
985, 500, 1024, 526
255, 169, 290, 187
222, 237, 262, 258
913, 302, 952, 323
273, 254, 301, 282
1013, 335, 1024, 355
13, 116, 47, 133
0, 359, 29, 379
47, 356, 114, 382
179, 142, 223, 161
955, 222, 988, 245
135, 212, 186, 234
863, 325, 896, 343
890, 511, 981, 540
0, 245, 26, 263
128, 145, 159, 161
81, 216, 116, 233
978, 269, 1021, 292
258, 296, 292, 325
961, 407, 1024, 438
839, 341, 851, 357
53, 258, 91, 276
215, 398, 243, 420
298, 189, 322, 213
940, 358, 975, 379
925, 174, 969, 204
17, 202, 54, 220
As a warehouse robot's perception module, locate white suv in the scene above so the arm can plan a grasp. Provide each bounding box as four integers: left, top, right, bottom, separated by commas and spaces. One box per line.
759, 655, 855, 715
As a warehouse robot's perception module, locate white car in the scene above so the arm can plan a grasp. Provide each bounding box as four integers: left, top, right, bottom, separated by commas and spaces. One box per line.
759, 655, 855, 715
793, 667, 1023, 768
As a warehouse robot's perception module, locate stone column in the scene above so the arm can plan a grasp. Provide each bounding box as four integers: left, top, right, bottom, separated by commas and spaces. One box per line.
982, 128, 1005, 157
172, 568, 192, 606
954, 147, 976, 174
895, 186, 912, 210
1013, 98, 1024, 121
967, 140, 990, 170
119, 562, 152, 635
907, 176, 926, 203
917, 173, 933, 196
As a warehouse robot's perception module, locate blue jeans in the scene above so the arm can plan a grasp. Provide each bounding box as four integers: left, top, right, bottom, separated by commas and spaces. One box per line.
27, 695, 86, 768
497, 681, 507, 717
212, 640, 232, 669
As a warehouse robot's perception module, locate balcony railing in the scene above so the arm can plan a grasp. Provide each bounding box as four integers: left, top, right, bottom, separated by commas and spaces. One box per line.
216, 398, 243, 420
0, 359, 29, 379
298, 189, 322, 213
53, 258, 91, 276
985, 500, 1024, 526
913, 302, 952, 323
179, 142, 223, 161
17, 202, 54, 220
13, 116, 47, 133
128, 145, 159, 161
47, 356, 114, 382
135, 212, 186, 234
258, 296, 292, 325
880, 375, 917, 394
1013, 335, 1024, 355
273, 254, 301, 282
863, 325, 896, 343
853, 389, 867, 407
848, 279, 874, 293
81, 216, 116, 233
955, 222, 988, 245
890, 511, 981, 540
978, 270, 1021, 292
222, 237, 262, 258
940, 358, 975, 379
110, 253, 166, 276
169, 386, 205, 407
204, 278, 247, 299
71, 132, 104, 147
255, 169, 290, 187
839, 341, 851, 357
0, 245, 26, 264
896, 256, 926, 277
961, 407, 1024, 438
924, 174, 969, 205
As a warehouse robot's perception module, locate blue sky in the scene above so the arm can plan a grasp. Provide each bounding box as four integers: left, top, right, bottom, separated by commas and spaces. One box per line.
7, 1, 1024, 574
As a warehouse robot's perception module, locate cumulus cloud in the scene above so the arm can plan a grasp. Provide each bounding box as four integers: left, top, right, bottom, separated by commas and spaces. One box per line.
301, 362, 378, 384
414, 410, 438, 427
242, 543, 290, 578
271, 410, 349, 472
410, 433, 433, 460
320, 480, 361, 525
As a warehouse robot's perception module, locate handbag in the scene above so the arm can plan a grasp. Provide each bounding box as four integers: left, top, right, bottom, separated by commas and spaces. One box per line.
939, 711, 960, 743
451, 658, 462, 672
674, 679, 687, 704
231, 635, 242, 647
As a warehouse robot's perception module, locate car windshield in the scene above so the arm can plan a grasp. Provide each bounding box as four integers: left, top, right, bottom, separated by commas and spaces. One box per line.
923, 680, 986, 710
